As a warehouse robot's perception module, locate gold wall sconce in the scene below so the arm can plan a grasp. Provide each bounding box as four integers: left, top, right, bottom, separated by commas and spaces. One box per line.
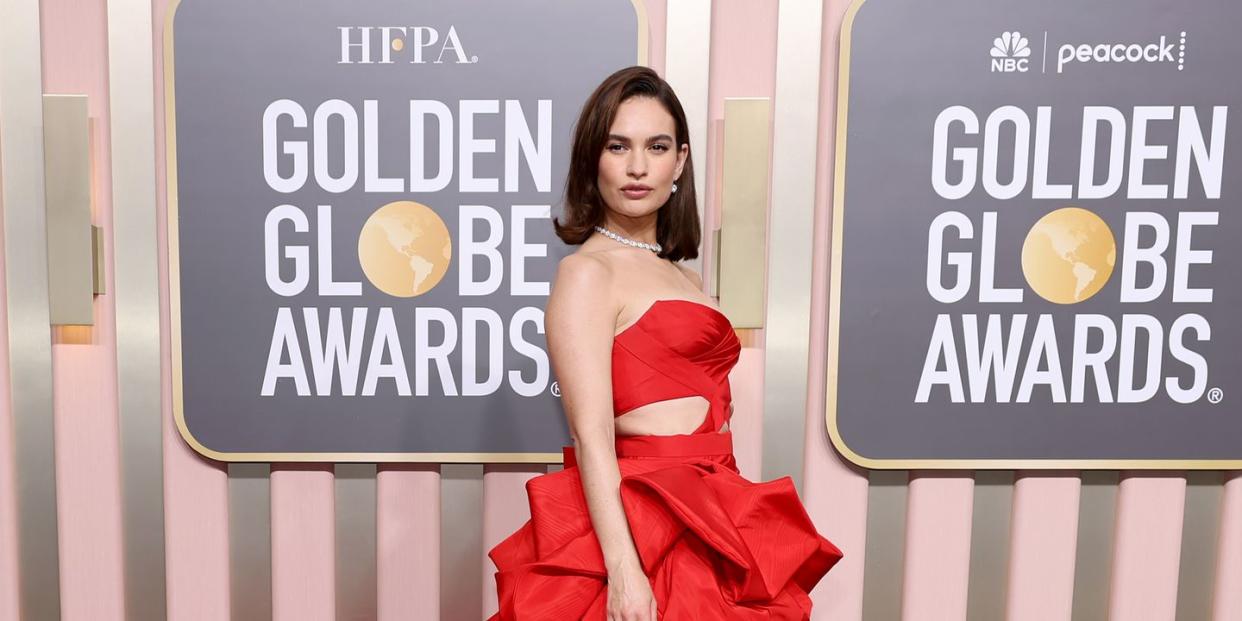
715, 97, 771, 330
43, 94, 103, 326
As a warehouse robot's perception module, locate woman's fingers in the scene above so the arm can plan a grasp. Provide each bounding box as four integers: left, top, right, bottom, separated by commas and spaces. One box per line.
619, 608, 651, 621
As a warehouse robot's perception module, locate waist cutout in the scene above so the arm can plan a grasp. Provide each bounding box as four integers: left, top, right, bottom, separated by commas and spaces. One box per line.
562, 431, 734, 469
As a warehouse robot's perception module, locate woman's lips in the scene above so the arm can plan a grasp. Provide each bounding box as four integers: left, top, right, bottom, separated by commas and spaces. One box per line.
621, 188, 651, 199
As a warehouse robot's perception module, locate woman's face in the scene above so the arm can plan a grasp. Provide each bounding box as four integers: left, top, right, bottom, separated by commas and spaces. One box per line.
596, 96, 688, 220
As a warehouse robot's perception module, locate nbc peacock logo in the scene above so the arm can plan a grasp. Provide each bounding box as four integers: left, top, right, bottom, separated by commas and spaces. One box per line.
990, 31, 1031, 73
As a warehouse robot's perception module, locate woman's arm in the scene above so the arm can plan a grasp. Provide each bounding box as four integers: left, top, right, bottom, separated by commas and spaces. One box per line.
545, 254, 649, 582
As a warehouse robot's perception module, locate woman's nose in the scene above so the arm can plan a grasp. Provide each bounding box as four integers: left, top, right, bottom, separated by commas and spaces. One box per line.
626, 152, 647, 177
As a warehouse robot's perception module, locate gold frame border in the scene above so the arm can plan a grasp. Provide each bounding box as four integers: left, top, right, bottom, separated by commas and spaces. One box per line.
164, 0, 650, 463
825, 0, 1240, 470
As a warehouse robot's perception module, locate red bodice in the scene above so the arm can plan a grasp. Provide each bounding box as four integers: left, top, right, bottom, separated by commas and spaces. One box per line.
611, 299, 742, 434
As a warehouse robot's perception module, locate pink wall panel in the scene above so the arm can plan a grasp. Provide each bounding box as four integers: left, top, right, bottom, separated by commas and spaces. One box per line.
1006, 473, 1081, 621
800, 422, 868, 621
802, 0, 872, 619
40, 0, 127, 616
705, 0, 778, 122
702, 0, 779, 292
1213, 472, 1242, 620
645, 0, 666, 78
160, 419, 231, 620
901, 474, 974, 620
152, 0, 233, 615
481, 465, 541, 619
729, 348, 764, 480
271, 465, 335, 621
51, 347, 126, 621
1109, 474, 1187, 620
377, 465, 441, 621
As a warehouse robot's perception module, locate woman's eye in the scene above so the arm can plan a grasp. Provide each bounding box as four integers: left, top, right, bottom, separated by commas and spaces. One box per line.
607, 144, 625, 152
651, 144, 669, 152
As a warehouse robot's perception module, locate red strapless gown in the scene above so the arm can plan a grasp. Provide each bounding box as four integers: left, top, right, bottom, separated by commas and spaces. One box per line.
487, 299, 843, 620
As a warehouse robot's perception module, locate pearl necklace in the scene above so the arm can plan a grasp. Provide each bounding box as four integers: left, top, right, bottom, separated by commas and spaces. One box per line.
594, 225, 662, 253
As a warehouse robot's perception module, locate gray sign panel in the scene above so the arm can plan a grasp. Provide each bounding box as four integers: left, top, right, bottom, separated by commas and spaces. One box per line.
167, 0, 643, 461
828, 0, 1240, 468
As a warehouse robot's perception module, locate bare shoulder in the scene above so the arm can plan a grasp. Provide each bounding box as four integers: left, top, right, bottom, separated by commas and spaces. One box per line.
674, 262, 703, 290
549, 251, 620, 320
553, 251, 614, 298
547, 251, 620, 345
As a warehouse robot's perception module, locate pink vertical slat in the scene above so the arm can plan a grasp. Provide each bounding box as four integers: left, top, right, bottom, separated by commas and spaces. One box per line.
902, 473, 974, 620
160, 229, 233, 617
800, 430, 868, 621
271, 464, 335, 621
158, 319, 234, 616
377, 464, 441, 621
160, 394, 231, 619
41, 0, 127, 616
729, 348, 763, 480
1005, 473, 1081, 621
51, 347, 126, 621
1213, 472, 1242, 620
481, 465, 541, 619
703, 0, 779, 298
1108, 473, 1187, 620
646, 0, 667, 77
153, 0, 233, 615
800, 0, 873, 619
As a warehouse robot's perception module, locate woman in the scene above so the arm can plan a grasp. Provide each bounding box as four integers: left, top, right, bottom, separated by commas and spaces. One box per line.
488, 66, 842, 621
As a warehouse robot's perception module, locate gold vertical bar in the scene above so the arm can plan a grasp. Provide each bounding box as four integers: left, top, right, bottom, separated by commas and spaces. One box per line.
764, 0, 823, 488
630, 0, 649, 68
107, 0, 167, 615
718, 97, 771, 329
662, 0, 712, 275
441, 465, 485, 616
861, 470, 909, 620
229, 463, 273, 621
1071, 471, 1119, 620
43, 94, 94, 326
336, 464, 378, 621
92, 224, 105, 294
710, 228, 721, 299
0, 0, 60, 615
966, 471, 1015, 621
1175, 471, 1224, 620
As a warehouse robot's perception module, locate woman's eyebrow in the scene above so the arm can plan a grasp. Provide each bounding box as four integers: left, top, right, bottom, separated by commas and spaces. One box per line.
607, 133, 674, 144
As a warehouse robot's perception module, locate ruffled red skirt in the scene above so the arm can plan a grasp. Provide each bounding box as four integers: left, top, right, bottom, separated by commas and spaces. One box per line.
487, 431, 843, 620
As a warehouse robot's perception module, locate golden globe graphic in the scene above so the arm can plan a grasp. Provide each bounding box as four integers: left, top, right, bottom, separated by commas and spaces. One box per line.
358, 201, 452, 298
1020, 207, 1117, 304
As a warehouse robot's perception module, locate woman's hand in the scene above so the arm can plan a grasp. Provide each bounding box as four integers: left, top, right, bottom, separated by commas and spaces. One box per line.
607, 561, 658, 621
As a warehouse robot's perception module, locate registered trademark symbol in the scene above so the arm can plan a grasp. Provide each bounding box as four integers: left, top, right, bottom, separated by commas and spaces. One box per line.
470, 55, 478, 63
550, 381, 560, 397
1207, 387, 1223, 404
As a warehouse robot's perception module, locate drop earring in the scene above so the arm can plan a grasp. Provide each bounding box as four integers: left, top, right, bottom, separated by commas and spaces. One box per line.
671, 182, 679, 193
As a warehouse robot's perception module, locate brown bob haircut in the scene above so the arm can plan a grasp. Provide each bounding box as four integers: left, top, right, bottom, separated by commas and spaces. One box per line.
553, 65, 700, 261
